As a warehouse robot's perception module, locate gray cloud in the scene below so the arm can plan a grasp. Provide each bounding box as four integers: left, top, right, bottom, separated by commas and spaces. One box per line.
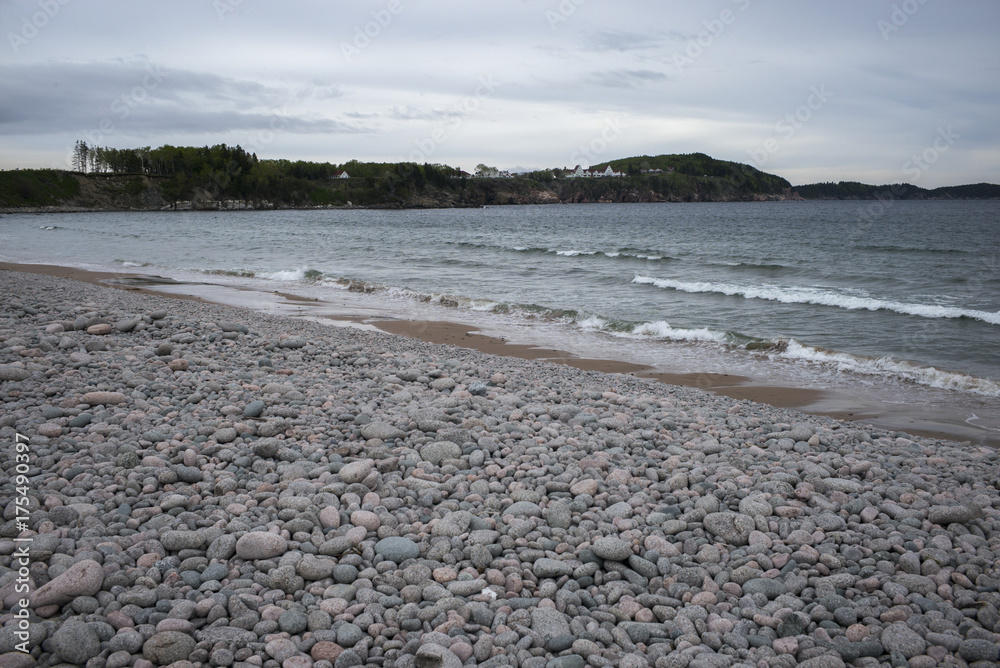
0, 0, 996, 186
0, 59, 364, 138
589, 69, 672, 89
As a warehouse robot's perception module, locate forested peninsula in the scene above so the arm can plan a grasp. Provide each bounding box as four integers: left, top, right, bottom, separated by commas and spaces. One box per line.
1, 143, 996, 211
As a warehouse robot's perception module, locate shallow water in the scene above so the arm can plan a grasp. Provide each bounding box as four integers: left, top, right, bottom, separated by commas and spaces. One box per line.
3, 200, 998, 443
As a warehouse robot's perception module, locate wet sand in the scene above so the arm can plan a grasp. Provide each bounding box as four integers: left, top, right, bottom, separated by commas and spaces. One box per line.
0, 260, 990, 445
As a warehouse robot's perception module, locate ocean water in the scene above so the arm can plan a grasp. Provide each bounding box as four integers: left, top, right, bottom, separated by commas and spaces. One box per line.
3, 201, 998, 443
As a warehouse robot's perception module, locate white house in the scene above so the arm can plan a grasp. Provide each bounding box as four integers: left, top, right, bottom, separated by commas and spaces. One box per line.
331, 171, 350, 179
565, 164, 624, 178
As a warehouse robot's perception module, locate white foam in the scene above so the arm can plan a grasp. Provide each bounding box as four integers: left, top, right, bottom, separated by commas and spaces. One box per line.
577, 315, 609, 331
553, 250, 598, 257
781, 339, 1000, 397
630, 321, 730, 343
261, 268, 308, 281
577, 315, 729, 344
633, 276, 1000, 325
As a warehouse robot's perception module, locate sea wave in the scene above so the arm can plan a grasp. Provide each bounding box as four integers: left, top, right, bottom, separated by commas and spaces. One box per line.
780, 340, 1000, 397
715, 261, 788, 271
259, 268, 325, 281
445, 241, 673, 261
858, 244, 970, 255
195, 261, 998, 397
577, 315, 731, 344
633, 275, 1000, 325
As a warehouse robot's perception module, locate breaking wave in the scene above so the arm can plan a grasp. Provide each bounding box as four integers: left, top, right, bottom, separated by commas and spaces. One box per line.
633, 276, 1000, 325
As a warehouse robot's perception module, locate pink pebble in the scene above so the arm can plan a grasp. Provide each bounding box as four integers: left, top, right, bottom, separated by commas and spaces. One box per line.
106, 611, 134, 629
136, 554, 159, 568
845, 624, 869, 642
38, 423, 63, 438
319, 507, 340, 529
350, 510, 380, 532
773, 637, 798, 655
156, 619, 193, 633
690, 591, 716, 607
260, 604, 284, 621
635, 608, 655, 623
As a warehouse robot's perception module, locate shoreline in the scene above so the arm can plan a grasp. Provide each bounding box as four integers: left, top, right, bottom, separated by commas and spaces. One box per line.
1, 265, 999, 667
1, 260, 992, 447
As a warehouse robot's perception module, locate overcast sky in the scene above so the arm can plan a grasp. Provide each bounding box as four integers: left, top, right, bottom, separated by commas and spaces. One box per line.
1, 0, 998, 187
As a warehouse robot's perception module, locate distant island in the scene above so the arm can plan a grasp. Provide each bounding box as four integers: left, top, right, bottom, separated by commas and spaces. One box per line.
1, 142, 997, 211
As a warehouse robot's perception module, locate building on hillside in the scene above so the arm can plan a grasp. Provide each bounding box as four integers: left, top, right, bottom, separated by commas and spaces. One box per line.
564, 165, 624, 178
331, 171, 350, 179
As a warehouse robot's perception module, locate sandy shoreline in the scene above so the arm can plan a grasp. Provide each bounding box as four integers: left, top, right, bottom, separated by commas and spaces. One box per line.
2, 260, 988, 447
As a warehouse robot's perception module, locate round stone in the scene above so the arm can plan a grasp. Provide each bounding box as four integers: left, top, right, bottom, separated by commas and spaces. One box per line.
278, 609, 309, 635
143, 631, 195, 665
375, 537, 420, 563
339, 459, 375, 484
337, 623, 365, 647
0, 366, 32, 382
591, 537, 632, 561
880, 622, 925, 659
703, 512, 754, 546
420, 441, 462, 465
235, 532, 288, 560
80, 391, 127, 405
50, 620, 100, 664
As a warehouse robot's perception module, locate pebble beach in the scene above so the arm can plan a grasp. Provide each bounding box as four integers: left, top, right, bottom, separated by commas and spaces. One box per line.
1, 268, 999, 668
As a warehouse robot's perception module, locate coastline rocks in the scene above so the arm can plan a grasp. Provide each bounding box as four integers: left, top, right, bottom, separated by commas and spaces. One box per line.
880, 622, 926, 658
50, 620, 101, 664
243, 399, 266, 417
338, 459, 374, 484
235, 532, 287, 560
80, 390, 127, 405
375, 537, 420, 562
703, 512, 755, 546
143, 631, 196, 665
0, 366, 31, 381
591, 537, 632, 561
31, 559, 104, 609
360, 421, 405, 440
928, 505, 975, 525
420, 440, 462, 465
1, 269, 999, 668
